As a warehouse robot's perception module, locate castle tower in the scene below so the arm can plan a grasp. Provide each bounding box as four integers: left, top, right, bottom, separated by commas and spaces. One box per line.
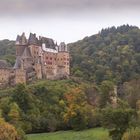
14, 33, 36, 84
28, 33, 43, 79
15, 33, 27, 56
57, 42, 70, 78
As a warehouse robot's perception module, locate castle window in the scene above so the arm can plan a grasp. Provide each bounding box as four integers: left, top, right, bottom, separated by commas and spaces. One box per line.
47, 62, 52, 65
50, 57, 52, 60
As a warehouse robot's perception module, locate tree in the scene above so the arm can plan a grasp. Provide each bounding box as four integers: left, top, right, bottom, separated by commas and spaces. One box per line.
123, 79, 140, 108
99, 80, 116, 108
0, 118, 18, 140
8, 102, 20, 123
64, 87, 89, 130
12, 84, 35, 113
102, 107, 134, 140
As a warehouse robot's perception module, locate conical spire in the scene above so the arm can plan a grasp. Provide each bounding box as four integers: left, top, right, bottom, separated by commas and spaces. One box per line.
15, 35, 20, 45
21, 47, 32, 58
13, 56, 21, 69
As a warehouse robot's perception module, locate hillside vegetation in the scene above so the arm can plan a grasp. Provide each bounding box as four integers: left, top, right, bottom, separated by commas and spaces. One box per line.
0, 39, 15, 65
69, 25, 140, 84
0, 78, 139, 140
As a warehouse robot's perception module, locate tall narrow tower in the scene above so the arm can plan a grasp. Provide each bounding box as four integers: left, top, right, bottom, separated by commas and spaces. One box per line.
57, 42, 70, 78
15, 33, 27, 57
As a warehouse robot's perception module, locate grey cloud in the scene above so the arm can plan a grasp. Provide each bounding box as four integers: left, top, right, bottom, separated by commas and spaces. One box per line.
0, 0, 140, 17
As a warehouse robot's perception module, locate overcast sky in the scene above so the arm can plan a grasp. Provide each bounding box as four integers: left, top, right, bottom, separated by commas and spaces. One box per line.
0, 0, 140, 43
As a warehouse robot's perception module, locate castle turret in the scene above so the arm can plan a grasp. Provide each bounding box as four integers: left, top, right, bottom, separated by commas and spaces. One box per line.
59, 42, 69, 52
15, 33, 27, 56
28, 33, 39, 45
57, 42, 70, 78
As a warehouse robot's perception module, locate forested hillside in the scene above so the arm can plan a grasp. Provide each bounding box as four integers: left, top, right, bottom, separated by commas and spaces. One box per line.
0, 39, 15, 65
69, 25, 140, 84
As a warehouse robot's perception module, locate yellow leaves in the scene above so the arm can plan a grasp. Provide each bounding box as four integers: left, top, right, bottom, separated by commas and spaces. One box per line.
0, 118, 5, 123
59, 100, 65, 107
0, 120, 18, 140
63, 86, 93, 129
63, 105, 78, 123
65, 87, 86, 104
71, 112, 77, 117
122, 128, 140, 140
8, 103, 20, 122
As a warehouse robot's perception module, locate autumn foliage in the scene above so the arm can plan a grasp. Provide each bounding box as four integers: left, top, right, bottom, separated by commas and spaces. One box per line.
0, 118, 18, 140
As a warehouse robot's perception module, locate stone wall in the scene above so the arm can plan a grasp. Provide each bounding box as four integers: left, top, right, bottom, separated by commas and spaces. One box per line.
15, 69, 26, 84
0, 69, 11, 87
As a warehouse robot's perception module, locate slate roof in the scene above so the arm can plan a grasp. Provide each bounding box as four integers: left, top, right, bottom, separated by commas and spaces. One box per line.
28, 33, 39, 45
39, 37, 56, 49
13, 56, 21, 69
21, 47, 32, 58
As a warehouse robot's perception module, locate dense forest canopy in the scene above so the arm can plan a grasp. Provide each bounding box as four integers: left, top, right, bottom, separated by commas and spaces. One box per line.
0, 39, 15, 65
69, 25, 140, 84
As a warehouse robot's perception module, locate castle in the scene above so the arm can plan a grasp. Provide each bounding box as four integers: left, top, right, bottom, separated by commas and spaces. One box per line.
0, 33, 70, 87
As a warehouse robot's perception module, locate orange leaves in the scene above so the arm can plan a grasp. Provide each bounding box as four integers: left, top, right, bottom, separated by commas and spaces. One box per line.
65, 87, 86, 105
63, 87, 88, 125
0, 119, 18, 140
63, 104, 79, 123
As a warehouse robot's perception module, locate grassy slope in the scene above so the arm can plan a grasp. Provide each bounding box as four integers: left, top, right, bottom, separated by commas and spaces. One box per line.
27, 128, 110, 140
